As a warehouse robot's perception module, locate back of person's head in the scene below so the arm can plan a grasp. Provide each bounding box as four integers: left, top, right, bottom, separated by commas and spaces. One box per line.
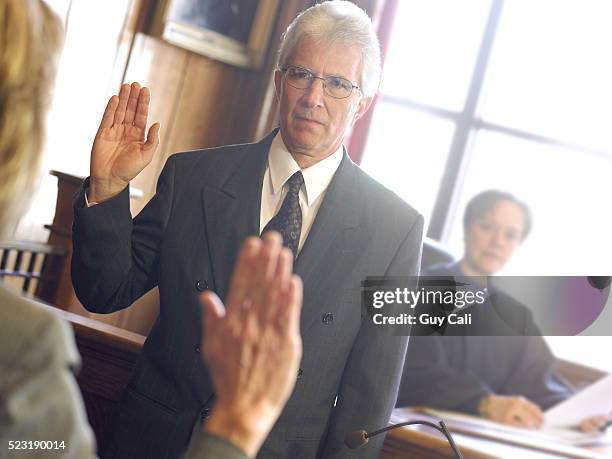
277, 0, 381, 98
463, 189, 532, 241
0, 0, 63, 237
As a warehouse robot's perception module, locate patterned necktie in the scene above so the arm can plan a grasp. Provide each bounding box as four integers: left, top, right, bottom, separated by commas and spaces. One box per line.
262, 171, 304, 258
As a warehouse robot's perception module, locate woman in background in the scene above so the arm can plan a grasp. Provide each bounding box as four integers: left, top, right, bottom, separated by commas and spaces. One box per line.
397, 190, 610, 432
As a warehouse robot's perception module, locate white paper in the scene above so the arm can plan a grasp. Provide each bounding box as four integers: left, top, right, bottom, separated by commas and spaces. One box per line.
422, 408, 610, 447
545, 374, 612, 428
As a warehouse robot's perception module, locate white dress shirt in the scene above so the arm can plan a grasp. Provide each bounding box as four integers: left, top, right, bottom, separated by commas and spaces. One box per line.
260, 132, 343, 253
87, 132, 344, 255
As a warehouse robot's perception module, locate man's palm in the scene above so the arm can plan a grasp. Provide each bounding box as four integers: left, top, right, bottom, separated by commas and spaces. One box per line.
94, 122, 153, 183
90, 82, 160, 201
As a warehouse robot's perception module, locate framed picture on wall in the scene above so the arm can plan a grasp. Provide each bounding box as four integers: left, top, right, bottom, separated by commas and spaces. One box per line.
153, 0, 280, 69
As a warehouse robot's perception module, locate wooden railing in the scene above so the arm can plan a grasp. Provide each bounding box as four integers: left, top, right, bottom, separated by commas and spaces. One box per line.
44, 303, 145, 449
37, 301, 607, 457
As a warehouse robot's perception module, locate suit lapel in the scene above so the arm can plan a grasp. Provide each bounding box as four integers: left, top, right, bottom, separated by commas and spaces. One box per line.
201, 131, 275, 301
295, 152, 364, 335
202, 138, 366, 330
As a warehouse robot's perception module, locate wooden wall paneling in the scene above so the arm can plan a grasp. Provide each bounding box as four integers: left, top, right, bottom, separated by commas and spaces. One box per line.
162, 55, 244, 155
251, 0, 315, 141
107, 0, 140, 92
42, 172, 83, 314
46, 303, 145, 451
122, 34, 190, 210
108, 0, 167, 93
224, 70, 258, 143
225, 15, 282, 144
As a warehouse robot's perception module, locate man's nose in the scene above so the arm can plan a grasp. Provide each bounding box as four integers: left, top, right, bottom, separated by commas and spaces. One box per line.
491, 230, 505, 247
300, 78, 325, 107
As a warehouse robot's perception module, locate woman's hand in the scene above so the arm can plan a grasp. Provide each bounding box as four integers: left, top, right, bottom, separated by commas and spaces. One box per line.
577, 414, 612, 433
479, 394, 544, 428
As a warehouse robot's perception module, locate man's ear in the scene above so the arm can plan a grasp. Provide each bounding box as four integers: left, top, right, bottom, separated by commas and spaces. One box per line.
274, 70, 282, 101
352, 96, 374, 125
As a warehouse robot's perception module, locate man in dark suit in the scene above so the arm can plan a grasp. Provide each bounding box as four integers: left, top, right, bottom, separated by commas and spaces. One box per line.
72, 2, 423, 458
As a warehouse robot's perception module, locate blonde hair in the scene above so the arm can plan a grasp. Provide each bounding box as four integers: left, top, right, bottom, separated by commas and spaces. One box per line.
0, 0, 63, 236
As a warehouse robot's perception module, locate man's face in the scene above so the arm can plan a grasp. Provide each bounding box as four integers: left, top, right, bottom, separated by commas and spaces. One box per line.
274, 36, 373, 168
464, 200, 525, 275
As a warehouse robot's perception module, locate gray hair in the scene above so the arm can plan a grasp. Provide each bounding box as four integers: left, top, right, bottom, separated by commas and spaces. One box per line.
277, 1, 381, 98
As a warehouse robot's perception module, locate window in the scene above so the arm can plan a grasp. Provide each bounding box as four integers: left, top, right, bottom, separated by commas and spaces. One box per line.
361, 0, 612, 274
360, 0, 612, 370
361, 0, 491, 222
15, 0, 131, 241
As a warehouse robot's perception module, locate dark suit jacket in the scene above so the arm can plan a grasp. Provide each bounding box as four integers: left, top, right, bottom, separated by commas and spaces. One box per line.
71, 130, 423, 459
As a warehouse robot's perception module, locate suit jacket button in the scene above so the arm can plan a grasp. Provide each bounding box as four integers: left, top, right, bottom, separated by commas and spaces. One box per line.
297, 368, 303, 378
195, 346, 201, 353
322, 312, 334, 324
196, 279, 208, 291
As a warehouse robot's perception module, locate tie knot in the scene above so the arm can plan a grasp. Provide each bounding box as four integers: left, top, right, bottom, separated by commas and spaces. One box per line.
287, 171, 304, 195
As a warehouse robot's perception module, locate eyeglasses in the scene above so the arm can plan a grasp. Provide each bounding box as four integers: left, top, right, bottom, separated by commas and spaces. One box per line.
279, 65, 361, 99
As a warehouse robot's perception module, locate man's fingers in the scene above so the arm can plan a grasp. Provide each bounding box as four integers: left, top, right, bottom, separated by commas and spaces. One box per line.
144, 123, 161, 156
98, 95, 119, 134
134, 86, 151, 130
260, 246, 292, 323
277, 247, 293, 292
263, 231, 282, 282
200, 291, 225, 336
124, 82, 141, 125
279, 274, 303, 334
225, 237, 261, 313
252, 232, 282, 308
113, 83, 130, 126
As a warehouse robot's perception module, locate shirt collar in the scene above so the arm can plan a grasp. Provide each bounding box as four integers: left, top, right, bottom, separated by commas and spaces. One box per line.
268, 132, 343, 206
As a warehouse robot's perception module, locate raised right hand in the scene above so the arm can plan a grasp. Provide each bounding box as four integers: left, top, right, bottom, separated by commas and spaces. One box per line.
89, 82, 160, 203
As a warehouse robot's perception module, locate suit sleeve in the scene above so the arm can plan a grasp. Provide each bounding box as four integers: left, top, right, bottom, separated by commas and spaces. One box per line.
504, 336, 574, 410
181, 431, 248, 459
397, 294, 531, 415
71, 156, 176, 313
489, 294, 574, 409
396, 335, 493, 414
318, 215, 424, 459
